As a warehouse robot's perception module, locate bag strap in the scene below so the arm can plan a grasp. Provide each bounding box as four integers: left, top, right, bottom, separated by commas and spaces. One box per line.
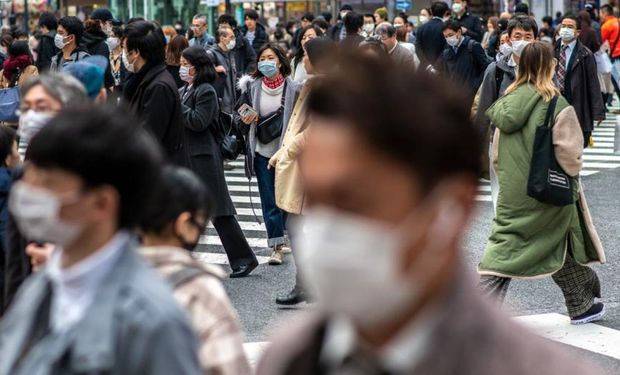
166, 266, 210, 289
543, 96, 559, 129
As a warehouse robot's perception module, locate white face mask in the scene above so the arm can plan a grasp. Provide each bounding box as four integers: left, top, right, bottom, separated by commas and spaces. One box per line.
54, 33, 68, 50
9, 181, 83, 247
106, 37, 120, 51
293, 203, 461, 329
511, 39, 530, 57
499, 43, 513, 56
122, 50, 135, 73
446, 35, 460, 47
559, 27, 576, 42
362, 23, 375, 34
226, 39, 236, 50
452, 2, 463, 14
179, 65, 192, 82
419, 15, 429, 24
18, 110, 54, 144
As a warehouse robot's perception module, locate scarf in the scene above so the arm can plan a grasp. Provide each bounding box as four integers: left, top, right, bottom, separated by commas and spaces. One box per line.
3, 55, 31, 82
262, 74, 284, 90
123, 60, 159, 103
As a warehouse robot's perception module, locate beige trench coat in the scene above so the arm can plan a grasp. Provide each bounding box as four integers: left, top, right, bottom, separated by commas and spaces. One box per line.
271, 84, 311, 215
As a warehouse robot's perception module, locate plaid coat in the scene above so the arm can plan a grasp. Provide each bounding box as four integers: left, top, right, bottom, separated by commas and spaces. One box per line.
139, 247, 251, 375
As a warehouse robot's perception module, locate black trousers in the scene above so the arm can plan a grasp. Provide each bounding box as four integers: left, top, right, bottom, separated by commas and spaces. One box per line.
212, 215, 257, 270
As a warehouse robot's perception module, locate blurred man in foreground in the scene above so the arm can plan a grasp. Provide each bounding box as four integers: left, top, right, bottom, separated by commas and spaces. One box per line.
256, 52, 601, 375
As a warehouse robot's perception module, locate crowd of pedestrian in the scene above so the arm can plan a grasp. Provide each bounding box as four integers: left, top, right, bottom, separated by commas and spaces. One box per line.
0, 2, 613, 374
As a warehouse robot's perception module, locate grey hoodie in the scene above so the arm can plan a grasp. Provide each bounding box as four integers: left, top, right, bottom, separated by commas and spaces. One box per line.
475, 54, 517, 133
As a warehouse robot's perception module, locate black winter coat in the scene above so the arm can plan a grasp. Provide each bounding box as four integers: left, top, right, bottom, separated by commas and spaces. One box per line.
231, 29, 257, 77
180, 83, 236, 217
555, 41, 606, 132
35, 32, 59, 72
127, 63, 187, 166
82, 30, 114, 88
437, 36, 490, 100
240, 23, 268, 54
454, 12, 483, 42
415, 18, 447, 68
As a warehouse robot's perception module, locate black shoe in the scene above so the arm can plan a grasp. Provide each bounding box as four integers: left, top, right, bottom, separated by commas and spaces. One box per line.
571, 303, 605, 325
229, 260, 258, 278
276, 286, 308, 305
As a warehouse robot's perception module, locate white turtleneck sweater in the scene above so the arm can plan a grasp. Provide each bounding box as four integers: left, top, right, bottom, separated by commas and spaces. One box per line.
256, 81, 284, 158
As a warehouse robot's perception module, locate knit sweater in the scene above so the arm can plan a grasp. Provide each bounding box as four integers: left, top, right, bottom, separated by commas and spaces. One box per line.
255, 81, 284, 158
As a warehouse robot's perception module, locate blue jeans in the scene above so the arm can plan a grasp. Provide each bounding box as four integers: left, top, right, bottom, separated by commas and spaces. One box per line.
254, 153, 286, 247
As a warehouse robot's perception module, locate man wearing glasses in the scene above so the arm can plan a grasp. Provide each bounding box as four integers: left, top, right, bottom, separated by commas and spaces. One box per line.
189, 14, 215, 48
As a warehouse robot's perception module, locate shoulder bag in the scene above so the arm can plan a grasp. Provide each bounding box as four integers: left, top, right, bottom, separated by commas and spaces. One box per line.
526, 96, 573, 206
0, 70, 22, 122
256, 82, 286, 144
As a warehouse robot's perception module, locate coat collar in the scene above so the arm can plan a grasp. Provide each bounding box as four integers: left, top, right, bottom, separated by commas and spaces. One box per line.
137, 63, 167, 93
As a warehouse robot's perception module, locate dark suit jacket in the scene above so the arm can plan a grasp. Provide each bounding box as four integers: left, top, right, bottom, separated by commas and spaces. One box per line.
415, 18, 447, 68
555, 41, 606, 132
128, 63, 187, 166
437, 36, 490, 99
455, 12, 483, 42
180, 83, 236, 217
256, 267, 602, 375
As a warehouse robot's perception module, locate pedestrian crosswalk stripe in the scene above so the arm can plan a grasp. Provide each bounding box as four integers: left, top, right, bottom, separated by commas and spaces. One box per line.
193, 252, 270, 266
242, 313, 620, 366
515, 313, 620, 360
200, 234, 268, 248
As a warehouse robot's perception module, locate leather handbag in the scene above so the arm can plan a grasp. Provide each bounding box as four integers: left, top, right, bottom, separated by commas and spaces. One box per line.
526, 96, 573, 206
218, 111, 244, 161
256, 83, 286, 144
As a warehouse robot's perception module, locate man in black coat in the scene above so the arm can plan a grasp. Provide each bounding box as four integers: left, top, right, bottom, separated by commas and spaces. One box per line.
451, 0, 483, 42
555, 15, 605, 148
240, 9, 268, 54
217, 14, 257, 77
437, 20, 490, 104
415, 1, 449, 69
36, 12, 59, 72
122, 21, 186, 166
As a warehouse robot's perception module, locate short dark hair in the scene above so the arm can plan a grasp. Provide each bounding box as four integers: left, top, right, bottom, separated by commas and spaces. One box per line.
58, 16, 85, 44
252, 43, 292, 78
312, 18, 330, 31
182, 46, 217, 85
430, 1, 449, 17
514, 2, 529, 14
306, 51, 481, 191
561, 14, 581, 29
8, 41, 31, 58
302, 12, 315, 22
344, 11, 364, 34
542, 16, 553, 25
0, 126, 16, 166
124, 20, 166, 64
218, 14, 238, 29
442, 20, 461, 32
507, 15, 539, 38
26, 105, 164, 229
245, 9, 259, 21
140, 166, 214, 235
39, 12, 58, 31
601, 4, 613, 15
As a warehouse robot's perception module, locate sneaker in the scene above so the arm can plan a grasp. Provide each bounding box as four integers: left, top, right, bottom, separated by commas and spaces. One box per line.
268, 248, 284, 265
280, 245, 292, 254
571, 303, 605, 325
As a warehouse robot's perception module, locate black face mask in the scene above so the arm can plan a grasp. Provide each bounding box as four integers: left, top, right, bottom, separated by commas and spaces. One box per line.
177, 217, 205, 251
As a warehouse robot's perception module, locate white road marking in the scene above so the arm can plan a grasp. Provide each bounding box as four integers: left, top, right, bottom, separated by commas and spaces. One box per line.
515, 313, 620, 360
192, 252, 270, 265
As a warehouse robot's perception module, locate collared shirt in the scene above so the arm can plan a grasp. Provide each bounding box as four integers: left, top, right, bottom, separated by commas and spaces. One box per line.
319, 305, 442, 373
452, 36, 465, 53
46, 231, 131, 333
561, 39, 577, 69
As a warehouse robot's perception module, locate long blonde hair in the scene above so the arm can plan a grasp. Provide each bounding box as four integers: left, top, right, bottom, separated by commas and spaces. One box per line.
505, 41, 560, 101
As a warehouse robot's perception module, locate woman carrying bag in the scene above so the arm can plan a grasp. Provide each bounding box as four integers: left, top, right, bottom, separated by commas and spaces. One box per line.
236, 43, 300, 266
0, 41, 38, 127
478, 42, 606, 325
179, 46, 258, 278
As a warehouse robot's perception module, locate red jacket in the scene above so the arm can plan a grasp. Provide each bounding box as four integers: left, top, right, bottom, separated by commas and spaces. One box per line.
602, 15, 620, 58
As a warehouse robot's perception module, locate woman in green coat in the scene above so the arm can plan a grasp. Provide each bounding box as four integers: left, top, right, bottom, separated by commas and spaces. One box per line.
478, 42, 606, 325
